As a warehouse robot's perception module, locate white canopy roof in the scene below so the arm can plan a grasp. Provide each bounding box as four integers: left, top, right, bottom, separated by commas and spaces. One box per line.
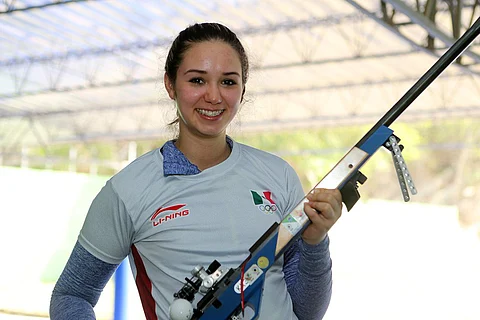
1, 0, 479, 148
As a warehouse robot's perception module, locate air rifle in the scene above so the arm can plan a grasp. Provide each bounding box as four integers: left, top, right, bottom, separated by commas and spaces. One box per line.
170, 17, 480, 320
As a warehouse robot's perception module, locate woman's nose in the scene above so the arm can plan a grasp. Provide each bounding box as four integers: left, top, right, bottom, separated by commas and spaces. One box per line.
204, 84, 222, 104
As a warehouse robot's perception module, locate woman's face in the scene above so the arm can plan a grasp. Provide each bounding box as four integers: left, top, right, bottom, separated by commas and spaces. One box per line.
164, 40, 244, 139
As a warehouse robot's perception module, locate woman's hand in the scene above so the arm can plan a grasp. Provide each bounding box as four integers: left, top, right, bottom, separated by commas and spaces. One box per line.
302, 188, 343, 245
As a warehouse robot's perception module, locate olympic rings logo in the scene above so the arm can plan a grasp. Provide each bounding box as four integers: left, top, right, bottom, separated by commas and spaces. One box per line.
258, 204, 277, 213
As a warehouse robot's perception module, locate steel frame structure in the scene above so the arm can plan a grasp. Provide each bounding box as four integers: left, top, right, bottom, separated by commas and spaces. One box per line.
0, 0, 479, 168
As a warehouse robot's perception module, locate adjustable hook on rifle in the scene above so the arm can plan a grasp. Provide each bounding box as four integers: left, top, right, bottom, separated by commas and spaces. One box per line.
384, 135, 417, 202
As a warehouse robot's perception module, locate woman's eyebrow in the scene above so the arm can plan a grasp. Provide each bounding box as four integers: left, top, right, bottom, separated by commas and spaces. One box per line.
184, 69, 240, 77
184, 69, 206, 75
223, 71, 240, 77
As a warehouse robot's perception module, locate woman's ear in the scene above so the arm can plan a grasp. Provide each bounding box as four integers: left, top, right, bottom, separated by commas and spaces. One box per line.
164, 73, 176, 100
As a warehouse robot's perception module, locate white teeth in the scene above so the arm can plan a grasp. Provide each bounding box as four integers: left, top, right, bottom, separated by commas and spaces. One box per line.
197, 109, 223, 117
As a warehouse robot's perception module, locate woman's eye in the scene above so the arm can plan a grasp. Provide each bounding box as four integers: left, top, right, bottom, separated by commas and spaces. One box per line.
189, 78, 204, 84
222, 79, 236, 86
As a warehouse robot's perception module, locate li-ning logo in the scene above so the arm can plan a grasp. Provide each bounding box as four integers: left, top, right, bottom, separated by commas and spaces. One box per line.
150, 204, 189, 227
251, 190, 277, 214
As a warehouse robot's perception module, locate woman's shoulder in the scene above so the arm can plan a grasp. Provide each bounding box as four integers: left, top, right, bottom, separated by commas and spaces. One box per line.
109, 147, 164, 193
235, 140, 285, 160
233, 140, 294, 171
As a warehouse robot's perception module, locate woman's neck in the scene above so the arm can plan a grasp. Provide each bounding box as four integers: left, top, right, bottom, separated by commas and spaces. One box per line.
174, 134, 231, 171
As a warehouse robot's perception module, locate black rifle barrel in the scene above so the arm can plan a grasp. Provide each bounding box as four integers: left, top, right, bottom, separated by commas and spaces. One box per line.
356, 17, 480, 147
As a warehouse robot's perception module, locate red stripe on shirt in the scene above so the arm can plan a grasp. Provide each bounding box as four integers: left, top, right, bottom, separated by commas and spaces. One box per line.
131, 244, 157, 320
150, 204, 186, 221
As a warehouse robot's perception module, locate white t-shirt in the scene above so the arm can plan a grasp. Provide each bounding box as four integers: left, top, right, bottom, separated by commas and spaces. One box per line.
79, 140, 305, 319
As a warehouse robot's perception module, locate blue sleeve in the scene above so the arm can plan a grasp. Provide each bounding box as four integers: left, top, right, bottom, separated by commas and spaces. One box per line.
50, 241, 119, 319
283, 236, 332, 320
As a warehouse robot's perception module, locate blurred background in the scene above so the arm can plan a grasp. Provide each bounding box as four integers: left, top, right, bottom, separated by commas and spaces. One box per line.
1, 0, 479, 319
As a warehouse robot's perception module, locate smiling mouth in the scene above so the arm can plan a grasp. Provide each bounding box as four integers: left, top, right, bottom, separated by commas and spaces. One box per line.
196, 109, 225, 117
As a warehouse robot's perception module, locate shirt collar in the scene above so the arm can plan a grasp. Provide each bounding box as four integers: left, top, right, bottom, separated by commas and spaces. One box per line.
162, 136, 233, 176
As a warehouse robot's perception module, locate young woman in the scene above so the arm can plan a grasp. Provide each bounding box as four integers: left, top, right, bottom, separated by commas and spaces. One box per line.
50, 22, 343, 320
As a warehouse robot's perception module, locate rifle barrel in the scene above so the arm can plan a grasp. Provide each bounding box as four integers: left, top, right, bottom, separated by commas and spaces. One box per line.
356, 17, 480, 147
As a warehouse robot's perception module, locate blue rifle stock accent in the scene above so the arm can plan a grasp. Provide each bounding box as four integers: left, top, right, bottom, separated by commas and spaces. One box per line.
357, 125, 393, 155
199, 225, 279, 319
